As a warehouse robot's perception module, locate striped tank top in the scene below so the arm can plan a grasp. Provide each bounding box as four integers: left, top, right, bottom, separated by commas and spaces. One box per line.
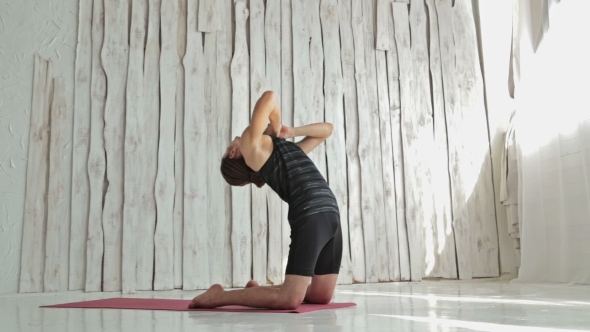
256, 136, 339, 223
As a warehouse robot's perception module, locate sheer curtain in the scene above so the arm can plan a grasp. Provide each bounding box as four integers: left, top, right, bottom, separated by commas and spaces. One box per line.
513, 0, 590, 284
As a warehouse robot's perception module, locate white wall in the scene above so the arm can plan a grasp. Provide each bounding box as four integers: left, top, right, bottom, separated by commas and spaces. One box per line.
0, 0, 78, 294
1, 0, 502, 294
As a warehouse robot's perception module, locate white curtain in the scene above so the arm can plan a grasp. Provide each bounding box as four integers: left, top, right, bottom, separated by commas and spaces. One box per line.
513, 0, 590, 284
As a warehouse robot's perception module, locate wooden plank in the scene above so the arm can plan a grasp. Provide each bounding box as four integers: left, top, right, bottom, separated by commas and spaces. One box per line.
385, 9, 410, 281
69, 0, 93, 291
174, 0, 187, 290
361, 0, 389, 282
183, 0, 209, 290
376, 0, 394, 51
204, 30, 224, 286
308, 0, 327, 180
475, 0, 518, 275
230, 0, 252, 288
402, 0, 437, 280
197, 0, 220, 32
216, 0, 233, 288
250, 0, 268, 286
435, 0, 471, 279
407, 0, 438, 280
86, 0, 107, 292
320, 0, 352, 285
154, 0, 179, 291
411, 0, 438, 280
350, 0, 379, 283
137, 0, 160, 291
453, 0, 499, 278
392, 2, 426, 281
376, 0, 403, 281
435, 0, 469, 279
280, 0, 293, 279
292, 0, 312, 135
45, 78, 72, 292
386, 50, 401, 111
19, 55, 52, 293
339, 0, 365, 284
101, 0, 130, 292
376, 47, 401, 282
122, 0, 147, 294
425, 0, 457, 279
265, 0, 282, 286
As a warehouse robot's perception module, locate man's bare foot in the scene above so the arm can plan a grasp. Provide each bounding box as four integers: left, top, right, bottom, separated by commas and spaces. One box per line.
245, 280, 259, 288
189, 284, 225, 308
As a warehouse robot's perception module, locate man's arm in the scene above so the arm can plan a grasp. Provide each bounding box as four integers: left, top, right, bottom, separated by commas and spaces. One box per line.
280, 123, 333, 154
242, 91, 281, 149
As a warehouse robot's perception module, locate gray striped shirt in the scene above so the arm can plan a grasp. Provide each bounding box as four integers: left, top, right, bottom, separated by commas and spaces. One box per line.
257, 136, 339, 223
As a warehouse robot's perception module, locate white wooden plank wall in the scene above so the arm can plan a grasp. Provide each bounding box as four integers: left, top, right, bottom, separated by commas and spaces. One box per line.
183, 0, 210, 290
154, 0, 179, 291
69, 0, 93, 291
250, 0, 269, 286
122, 0, 147, 294
20, 0, 504, 292
265, 0, 283, 286
320, 0, 352, 285
86, 0, 107, 292
174, 0, 188, 290
230, 0, 252, 288
138, 0, 161, 291
45, 78, 72, 293
101, 0, 129, 292
19, 55, 52, 293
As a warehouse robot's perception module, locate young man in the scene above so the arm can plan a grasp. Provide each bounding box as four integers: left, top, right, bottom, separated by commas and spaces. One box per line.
189, 91, 342, 310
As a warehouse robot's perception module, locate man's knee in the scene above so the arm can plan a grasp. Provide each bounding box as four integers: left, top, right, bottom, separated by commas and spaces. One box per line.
274, 276, 309, 309
306, 290, 333, 304
275, 295, 304, 310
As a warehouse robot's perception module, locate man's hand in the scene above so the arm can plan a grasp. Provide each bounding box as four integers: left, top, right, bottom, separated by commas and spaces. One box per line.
278, 125, 293, 139
263, 122, 282, 137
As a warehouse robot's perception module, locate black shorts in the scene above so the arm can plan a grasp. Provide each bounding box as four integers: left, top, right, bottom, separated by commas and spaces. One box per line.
285, 212, 343, 277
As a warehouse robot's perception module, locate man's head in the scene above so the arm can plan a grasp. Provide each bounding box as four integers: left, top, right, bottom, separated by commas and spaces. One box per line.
220, 136, 265, 188
223, 136, 243, 159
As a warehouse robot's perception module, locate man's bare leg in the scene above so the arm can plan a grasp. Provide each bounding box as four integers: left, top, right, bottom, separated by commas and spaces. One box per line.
304, 274, 338, 304
189, 275, 310, 309
244, 273, 338, 304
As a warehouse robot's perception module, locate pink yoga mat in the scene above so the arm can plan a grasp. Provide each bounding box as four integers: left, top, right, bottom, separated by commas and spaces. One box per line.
41, 298, 356, 313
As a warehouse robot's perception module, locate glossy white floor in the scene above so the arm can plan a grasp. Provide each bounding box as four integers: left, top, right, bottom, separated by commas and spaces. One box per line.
2, 277, 590, 332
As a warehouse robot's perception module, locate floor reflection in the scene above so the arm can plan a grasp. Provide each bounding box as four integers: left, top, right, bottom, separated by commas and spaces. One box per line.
3, 279, 590, 332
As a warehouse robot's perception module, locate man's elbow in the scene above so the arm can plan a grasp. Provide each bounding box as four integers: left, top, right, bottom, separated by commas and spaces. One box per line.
261, 90, 277, 104
325, 122, 333, 137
